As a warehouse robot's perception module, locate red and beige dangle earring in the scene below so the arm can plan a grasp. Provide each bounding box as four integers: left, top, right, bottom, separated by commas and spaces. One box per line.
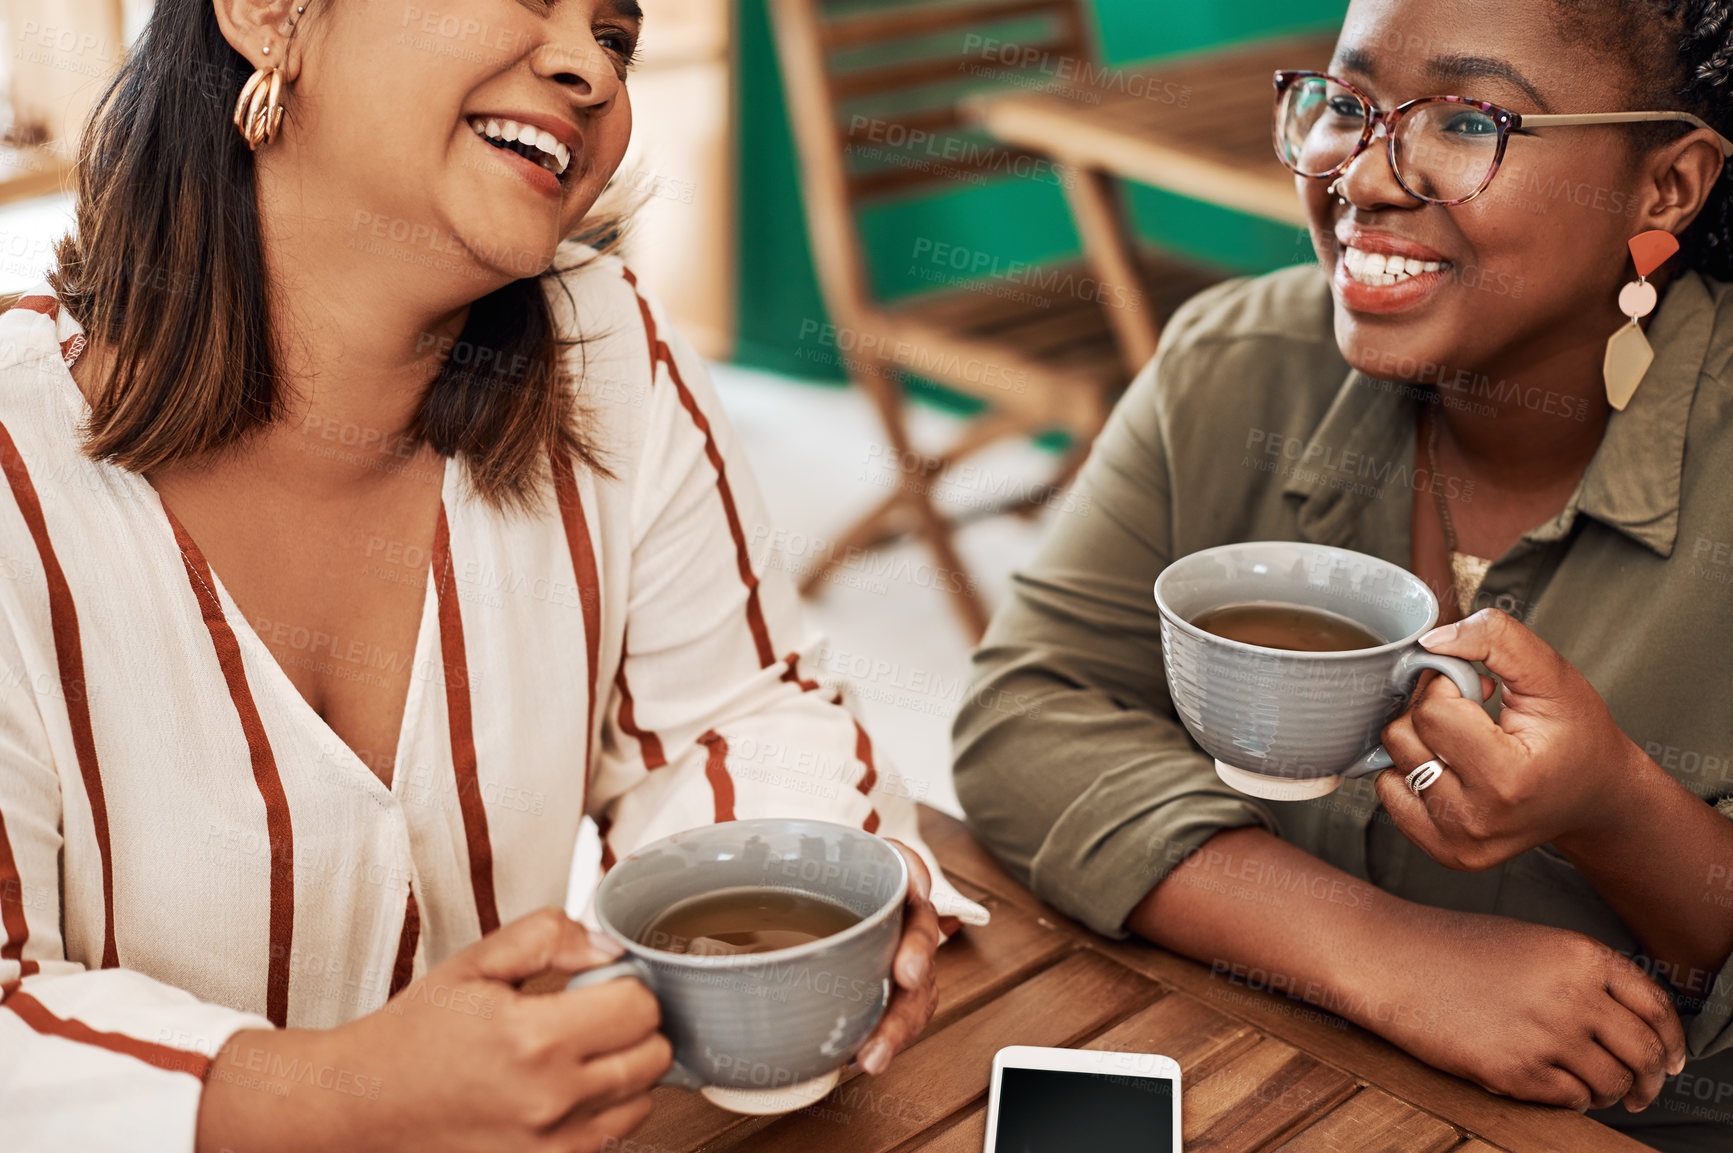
1603, 229, 1680, 411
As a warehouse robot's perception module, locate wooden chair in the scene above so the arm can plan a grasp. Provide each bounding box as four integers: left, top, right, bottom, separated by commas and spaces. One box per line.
767, 0, 1221, 639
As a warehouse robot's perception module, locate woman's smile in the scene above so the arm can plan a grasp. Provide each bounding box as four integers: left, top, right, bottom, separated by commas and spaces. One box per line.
1332, 225, 1455, 314
465, 111, 583, 199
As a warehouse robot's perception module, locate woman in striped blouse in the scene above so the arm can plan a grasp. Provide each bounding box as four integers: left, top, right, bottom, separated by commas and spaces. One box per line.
0, 1, 983, 1149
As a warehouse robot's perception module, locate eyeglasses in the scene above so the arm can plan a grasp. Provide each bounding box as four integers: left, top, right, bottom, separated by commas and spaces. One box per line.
1272, 70, 1733, 207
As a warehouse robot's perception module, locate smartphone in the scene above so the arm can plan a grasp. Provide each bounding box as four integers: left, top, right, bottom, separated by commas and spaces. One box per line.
983, 1045, 1182, 1153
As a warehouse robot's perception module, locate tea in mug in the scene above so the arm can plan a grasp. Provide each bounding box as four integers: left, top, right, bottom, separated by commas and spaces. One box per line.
1190, 601, 1383, 653
639, 887, 863, 956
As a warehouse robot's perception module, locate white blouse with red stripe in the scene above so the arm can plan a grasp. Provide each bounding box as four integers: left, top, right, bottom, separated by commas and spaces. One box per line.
0, 250, 985, 1151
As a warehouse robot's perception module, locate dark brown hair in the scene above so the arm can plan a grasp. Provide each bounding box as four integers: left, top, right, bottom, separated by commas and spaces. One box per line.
1552, 0, 1733, 279
48, 0, 613, 510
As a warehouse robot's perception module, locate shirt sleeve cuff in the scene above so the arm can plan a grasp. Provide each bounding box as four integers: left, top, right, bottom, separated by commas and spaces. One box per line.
1026, 753, 1280, 939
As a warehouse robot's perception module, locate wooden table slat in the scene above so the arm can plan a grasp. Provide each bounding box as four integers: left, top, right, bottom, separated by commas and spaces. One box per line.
959, 33, 1342, 230
1077, 990, 1260, 1082
713, 951, 1162, 1153
909, 1106, 987, 1152
1092, 937, 1646, 1153
1268, 1086, 1461, 1153
932, 881, 1080, 1022
1128, 99, 1289, 150
917, 808, 1650, 1153
1182, 1036, 1358, 1151
911, 1008, 1449, 1153
910, 1094, 1473, 1153
969, 98, 1308, 224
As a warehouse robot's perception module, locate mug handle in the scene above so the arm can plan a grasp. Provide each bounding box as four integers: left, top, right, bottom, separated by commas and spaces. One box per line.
565, 959, 706, 1091
1341, 650, 1486, 779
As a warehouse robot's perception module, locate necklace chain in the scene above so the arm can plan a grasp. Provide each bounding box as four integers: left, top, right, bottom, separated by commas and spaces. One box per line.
1426, 408, 1458, 552
1426, 407, 1493, 616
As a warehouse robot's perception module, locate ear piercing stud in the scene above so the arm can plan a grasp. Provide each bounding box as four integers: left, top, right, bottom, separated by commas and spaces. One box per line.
236, 4, 307, 148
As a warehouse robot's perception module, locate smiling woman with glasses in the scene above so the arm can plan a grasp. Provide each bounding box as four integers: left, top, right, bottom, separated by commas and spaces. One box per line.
955, 2, 1733, 1150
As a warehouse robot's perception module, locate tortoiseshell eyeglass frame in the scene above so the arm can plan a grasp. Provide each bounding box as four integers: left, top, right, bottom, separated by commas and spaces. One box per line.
1272, 69, 1733, 208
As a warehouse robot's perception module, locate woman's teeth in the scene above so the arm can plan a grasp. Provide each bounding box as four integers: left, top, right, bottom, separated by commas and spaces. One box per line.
1342, 246, 1444, 287
468, 117, 571, 178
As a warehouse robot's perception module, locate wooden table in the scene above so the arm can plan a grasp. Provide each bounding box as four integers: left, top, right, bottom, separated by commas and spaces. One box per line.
961, 34, 1338, 368
630, 806, 1647, 1153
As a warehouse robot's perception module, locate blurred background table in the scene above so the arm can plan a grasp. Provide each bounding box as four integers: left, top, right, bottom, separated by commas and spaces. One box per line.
964, 33, 1336, 366
629, 805, 1648, 1153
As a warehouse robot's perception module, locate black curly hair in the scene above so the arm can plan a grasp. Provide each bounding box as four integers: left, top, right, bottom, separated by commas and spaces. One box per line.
1552, 0, 1733, 279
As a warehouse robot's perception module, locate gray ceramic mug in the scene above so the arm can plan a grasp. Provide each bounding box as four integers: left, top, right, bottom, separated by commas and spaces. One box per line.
1154, 541, 1487, 800
566, 818, 907, 1113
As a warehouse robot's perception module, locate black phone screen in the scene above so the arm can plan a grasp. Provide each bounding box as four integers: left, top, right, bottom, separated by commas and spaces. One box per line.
992, 1067, 1176, 1153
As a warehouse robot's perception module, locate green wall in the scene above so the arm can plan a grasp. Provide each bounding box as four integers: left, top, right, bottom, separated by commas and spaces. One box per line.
733, 0, 1352, 381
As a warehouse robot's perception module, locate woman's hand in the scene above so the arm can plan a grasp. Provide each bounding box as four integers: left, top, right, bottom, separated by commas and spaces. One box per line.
197, 908, 672, 1153
1375, 608, 1644, 871
1361, 905, 1686, 1113
851, 839, 942, 1075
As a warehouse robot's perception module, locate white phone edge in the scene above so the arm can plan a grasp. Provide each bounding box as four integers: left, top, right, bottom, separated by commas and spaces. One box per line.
981, 1044, 1184, 1153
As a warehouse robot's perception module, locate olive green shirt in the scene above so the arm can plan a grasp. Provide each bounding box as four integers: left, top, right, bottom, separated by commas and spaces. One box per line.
953, 263, 1733, 1151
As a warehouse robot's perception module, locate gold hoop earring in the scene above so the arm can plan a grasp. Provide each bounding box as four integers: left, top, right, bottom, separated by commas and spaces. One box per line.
233, 66, 286, 150
232, 6, 306, 151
